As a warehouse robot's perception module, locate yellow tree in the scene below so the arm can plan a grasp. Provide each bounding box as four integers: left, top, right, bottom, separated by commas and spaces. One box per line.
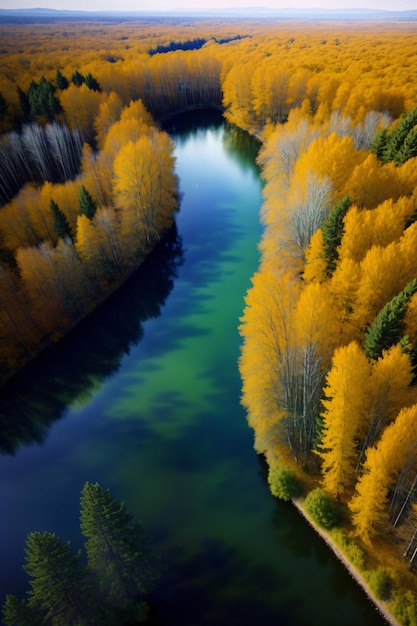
303, 229, 328, 284
317, 341, 371, 498
222, 58, 258, 131
294, 281, 337, 463
252, 60, 292, 125
343, 153, 401, 209
352, 241, 412, 333
80, 144, 113, 208
337, 197, 414, 263
17, 244, 68, 333
294, 132, 364, 204
75, 214, 108, 285
239, 271, 321, 463
94, 207, 124, 272
359, 344, 415, 463
94, 91, 123, 150
113, 130, 177, 257
60, 83, 104, 143
350, 404, 417, 544
327, 257, 362, 345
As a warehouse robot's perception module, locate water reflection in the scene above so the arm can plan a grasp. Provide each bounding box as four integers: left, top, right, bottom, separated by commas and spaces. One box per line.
0, 225, 184, 455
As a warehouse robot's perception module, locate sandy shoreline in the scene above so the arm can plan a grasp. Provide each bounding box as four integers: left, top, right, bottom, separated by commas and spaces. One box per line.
292, 499, 400, 626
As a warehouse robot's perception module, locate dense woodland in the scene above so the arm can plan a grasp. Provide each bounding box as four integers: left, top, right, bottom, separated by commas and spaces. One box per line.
1, 14, 417, 624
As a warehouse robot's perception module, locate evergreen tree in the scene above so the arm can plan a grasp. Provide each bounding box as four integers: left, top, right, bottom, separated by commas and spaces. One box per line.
17, 86, 31, 122
321, 195, 350, 276
72, 70, 85, 87
408, 341, 417, 384
0, 91, 8, 119
372, 108, 417, 165
396, 127, 417, 165
84, 73, 102, 92
27, 77, 62, 121
51, 199, 72, 243
55, 69, 69, 91
23, 531, 97, 626
370, 127, 388, 161
79, 185, 98, 220
364, 278, 417, 360
80, 482, 161, 606
1, 594, 44, 626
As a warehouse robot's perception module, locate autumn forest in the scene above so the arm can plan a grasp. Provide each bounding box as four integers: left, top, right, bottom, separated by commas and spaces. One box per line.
1, 12, 417, 626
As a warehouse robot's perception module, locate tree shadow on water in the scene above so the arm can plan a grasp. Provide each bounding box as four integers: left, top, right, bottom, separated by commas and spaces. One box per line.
0, 225, 184, 455
148, 537, 296, 626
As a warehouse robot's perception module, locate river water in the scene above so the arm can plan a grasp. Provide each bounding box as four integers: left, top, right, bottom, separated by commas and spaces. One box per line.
0, 110, 386, 625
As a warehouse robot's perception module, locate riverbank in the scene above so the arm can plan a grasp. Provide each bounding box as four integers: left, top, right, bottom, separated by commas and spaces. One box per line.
292, 499, 400, 626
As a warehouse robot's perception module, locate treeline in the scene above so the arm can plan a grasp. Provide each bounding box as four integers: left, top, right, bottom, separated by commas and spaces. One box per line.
148, 34, 247, 55
0, 97, 178, 384
149, 37, 207, 55
3, 21, 417, 137
238, 102, 417, 622
2, 482, 161, 625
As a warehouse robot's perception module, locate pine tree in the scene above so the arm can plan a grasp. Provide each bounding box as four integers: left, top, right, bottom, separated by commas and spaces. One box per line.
79, 185, 98, 220
55, 69, 69, 91
1, 594, 44, 626
27, 77, 62, 121
372, 108, 417, 165
71, 70, 85, 87
80, 482, 161, 606
0, 91, 8, 120
364, 278, 417, 360
84, 73, 102, 92
321, 195, 350, 276
370, 127, 389, 161
396, 127, 417, 165
23, 531, 97, 626
51, 199, 72, 243
17, 86, 31, 122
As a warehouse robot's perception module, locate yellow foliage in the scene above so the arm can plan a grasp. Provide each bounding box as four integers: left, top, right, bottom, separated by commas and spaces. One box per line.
303, 228, 327, 283
318, 341, 371, 498
350, 404, 417, 544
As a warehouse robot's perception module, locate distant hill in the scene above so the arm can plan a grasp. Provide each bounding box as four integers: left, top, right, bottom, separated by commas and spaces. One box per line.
0, 6, 417, 23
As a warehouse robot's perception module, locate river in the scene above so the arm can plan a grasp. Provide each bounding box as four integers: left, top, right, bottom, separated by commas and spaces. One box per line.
0, 110, 387, 625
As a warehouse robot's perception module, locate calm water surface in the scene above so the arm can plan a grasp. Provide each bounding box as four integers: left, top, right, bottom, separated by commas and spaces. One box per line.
0, 111, 387, 625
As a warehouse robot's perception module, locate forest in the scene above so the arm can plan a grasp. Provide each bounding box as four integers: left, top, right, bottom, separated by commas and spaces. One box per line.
1, 13, 417, 625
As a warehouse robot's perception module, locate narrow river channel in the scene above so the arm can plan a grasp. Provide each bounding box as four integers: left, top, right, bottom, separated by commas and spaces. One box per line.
0, 110, 387, 625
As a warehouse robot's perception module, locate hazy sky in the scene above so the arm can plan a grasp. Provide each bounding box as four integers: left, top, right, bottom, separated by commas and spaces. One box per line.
1, 0, 416, 11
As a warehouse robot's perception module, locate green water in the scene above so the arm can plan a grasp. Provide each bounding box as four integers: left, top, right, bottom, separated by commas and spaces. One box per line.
0, 111, 387, 625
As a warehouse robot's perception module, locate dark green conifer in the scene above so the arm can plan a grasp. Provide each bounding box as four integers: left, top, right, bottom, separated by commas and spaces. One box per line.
84, 73, 102, 92
1, 594, 44, 626
372, 108, 417, 165
321, 195, 350, 276
72, 70, 85, 87
370, 127, 388, 161
0, 91, 8, 120
23, 531, 97, 626
51, 199, 72, 243
364, 278, 417, 360
27, 77, 62, 121
17, 86, 31, 121
395, 127, 417, 165
79, 185, 98, 220
55, 69, 69, 91
80, 482, 161, 606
